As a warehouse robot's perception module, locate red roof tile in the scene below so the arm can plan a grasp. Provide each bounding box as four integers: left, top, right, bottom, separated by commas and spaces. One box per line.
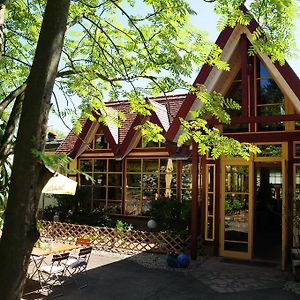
56, 94, 186, 155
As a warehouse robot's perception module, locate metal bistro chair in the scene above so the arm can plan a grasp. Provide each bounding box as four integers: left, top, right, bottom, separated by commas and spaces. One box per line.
65, 246, 92, 289
69, 238, 91, 259
38, 252, 70, 297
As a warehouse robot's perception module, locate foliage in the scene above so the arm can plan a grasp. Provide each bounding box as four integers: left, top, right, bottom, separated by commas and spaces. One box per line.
115, 219, 128, 237
225, 197, 243, 214
149, 198, 191, 233
42, 186, 112, 226
178, 85, 261, 160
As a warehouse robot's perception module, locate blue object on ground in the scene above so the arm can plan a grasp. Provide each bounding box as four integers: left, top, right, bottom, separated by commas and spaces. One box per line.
166, 252, 190, 268
177, 252, 190, 268
166, 253, 179, 268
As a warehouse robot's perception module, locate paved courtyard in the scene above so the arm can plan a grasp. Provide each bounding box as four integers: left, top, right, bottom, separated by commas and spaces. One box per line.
22, 250, 300, 300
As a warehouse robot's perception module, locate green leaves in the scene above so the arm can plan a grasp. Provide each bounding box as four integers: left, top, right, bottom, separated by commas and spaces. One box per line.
178, 85, 260, 160
135, 120, 165, 145
213, 0, 299, 65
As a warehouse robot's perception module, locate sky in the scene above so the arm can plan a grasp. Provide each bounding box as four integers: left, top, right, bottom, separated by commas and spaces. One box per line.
47, 1, 300, 135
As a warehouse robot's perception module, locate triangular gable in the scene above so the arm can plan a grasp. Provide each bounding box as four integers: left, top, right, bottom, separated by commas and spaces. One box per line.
118, 95, 185, 157
166, 4, 300, 143
59, 118, 119, 159
119, 101, 169, 158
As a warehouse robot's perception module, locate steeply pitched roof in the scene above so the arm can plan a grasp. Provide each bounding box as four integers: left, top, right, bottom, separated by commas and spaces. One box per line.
57, 94, 185, 158
166, 4, 300, 142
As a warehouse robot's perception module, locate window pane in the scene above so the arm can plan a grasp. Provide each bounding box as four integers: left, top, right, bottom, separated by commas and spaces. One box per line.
80, 160, 92, 172
257, 79, 284, 106
94, 134, 109, 149
143, 174, 158, 189
80, 174, 92, 185
208, 166, 214, 192
160, 159, 174, 173
93, 186, 106, 200
94, 173, 106, 186
225, 166, 249, 193
94, 160, 107, 172
108, 174, 122, 186
257, 61, 270, 78
126, 188, 141, 215
257, 122, 285, 132
108, 160, 122, 172
182, 189, 192, 201
257, 144, 282, 157
127, 159, 141, 172
143, 159, 159, 172
107, 201, 122, 214
295, 144, 300, 157
182, 162, 192, 189
107, 187, 122, 200
127, 174, 141, 187
257, 104, 284, 116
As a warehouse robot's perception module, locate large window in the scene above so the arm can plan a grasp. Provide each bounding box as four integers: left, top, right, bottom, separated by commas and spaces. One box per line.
223, 70, 248, 133
126, 158, 176, 216
256, 59, 285, 131
79, 159, 122, 214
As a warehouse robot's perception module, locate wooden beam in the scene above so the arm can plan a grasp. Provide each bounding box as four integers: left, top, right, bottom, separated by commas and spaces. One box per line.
191, 141, 199, 259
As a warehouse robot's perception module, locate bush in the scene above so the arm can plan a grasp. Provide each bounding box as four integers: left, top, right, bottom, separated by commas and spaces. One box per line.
148, 198, 191, 233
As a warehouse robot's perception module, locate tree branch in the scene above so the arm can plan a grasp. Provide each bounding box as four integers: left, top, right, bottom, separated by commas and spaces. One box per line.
0, 82, 27, 118
0, 92, 24, 162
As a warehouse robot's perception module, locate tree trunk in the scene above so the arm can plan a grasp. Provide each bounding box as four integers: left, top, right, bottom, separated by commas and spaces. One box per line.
0, 0, 70, 299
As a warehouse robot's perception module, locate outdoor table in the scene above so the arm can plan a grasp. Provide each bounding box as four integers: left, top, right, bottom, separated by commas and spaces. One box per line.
28, 242, 80, 279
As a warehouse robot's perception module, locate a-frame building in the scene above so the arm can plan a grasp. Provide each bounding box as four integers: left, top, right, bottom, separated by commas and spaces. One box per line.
58, 7, 300, 269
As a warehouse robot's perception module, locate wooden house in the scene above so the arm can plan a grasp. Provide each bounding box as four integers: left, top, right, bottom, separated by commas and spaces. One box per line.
58, 10, 300, 270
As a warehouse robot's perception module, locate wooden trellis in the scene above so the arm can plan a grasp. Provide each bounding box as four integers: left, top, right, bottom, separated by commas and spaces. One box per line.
40, 221, 191, 254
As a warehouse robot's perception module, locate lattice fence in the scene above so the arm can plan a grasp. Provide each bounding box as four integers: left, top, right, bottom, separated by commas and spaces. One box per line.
40, 221, 191, 254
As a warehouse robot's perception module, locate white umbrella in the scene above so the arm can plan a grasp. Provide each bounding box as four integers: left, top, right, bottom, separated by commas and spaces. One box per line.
42, 173, 77, 195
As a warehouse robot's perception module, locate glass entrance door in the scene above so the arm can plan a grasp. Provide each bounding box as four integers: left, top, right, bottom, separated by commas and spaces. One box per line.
220, 161, 253, 259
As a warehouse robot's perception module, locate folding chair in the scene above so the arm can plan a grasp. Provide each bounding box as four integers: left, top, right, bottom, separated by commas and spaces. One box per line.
37, 252, 70, 297
65, 246, 92, 289
28, 255, 44, 279
70, 238, 91, 259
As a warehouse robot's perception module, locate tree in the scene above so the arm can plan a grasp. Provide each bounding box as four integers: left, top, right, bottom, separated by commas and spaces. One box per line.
0, 0, 70, 298
0, 0, 298, 298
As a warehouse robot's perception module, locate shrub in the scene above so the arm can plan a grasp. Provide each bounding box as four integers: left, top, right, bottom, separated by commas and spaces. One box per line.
148, 198, 191, 233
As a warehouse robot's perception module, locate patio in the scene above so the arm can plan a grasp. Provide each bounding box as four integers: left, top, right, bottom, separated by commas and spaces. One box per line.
22, 250, 300, 300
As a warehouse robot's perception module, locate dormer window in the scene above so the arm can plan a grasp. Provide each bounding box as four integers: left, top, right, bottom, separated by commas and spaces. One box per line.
90, 127, 110, 149
136, 136, 162, 148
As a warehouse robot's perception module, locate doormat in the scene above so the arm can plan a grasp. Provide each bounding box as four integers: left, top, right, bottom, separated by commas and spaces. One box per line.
220, 258, 278, 268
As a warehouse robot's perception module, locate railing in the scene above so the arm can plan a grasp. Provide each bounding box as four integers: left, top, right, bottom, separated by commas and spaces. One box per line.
40, 221, 191, 254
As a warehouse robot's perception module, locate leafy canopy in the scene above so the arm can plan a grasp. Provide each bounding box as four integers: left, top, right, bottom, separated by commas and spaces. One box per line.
0, 0, 298, 160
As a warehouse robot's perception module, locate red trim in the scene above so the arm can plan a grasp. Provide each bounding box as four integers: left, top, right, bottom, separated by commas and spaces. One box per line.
208, 113, 300, 126
69, 119, 93, 159
167, 3, 300, 143
119, 107, 169, 157
119, 115, 145, 156
166, 27, 235, 142
225, 131, 300, 143
241, 34, 249, 117
191, 141, 199, 260
274, 62, 300, 101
